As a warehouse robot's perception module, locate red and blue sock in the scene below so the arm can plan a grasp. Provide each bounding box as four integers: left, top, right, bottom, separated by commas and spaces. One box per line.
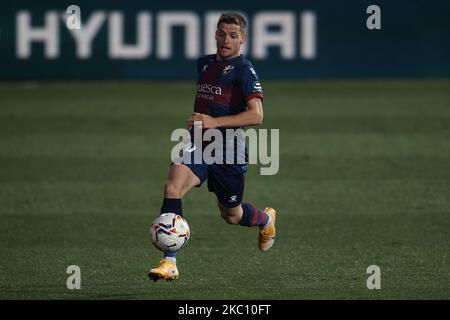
239, 203, 269, 227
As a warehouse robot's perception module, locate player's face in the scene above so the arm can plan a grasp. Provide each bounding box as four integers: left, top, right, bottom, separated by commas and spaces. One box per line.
215, 23, 245, 60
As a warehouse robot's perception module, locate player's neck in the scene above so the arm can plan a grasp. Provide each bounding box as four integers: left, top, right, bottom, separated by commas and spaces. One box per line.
216, 53, 241, 61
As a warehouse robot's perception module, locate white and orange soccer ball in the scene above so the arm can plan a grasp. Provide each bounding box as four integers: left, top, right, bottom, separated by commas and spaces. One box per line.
150, 213, 190, 252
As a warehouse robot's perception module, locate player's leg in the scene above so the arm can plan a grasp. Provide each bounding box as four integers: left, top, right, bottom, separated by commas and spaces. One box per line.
218, 202, 243, 224
161, 163, 200, 258
160, 163, 200, 219
218, 202, 276, 252
209, 166, 277, 252
148, 163, 201, 282
164, 163, 201, 198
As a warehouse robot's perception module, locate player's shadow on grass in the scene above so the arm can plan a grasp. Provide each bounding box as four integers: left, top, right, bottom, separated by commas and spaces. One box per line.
0, 284, 143, 300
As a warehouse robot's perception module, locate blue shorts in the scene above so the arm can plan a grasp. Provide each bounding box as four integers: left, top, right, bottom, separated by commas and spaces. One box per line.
176, 154, 248, 208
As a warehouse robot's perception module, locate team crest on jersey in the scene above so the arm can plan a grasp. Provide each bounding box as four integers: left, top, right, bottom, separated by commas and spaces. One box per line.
202, 64, 208, 72
222, 65, 234, 75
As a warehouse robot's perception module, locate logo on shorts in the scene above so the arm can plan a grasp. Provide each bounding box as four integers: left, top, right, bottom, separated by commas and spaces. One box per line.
229, 195, 237, 202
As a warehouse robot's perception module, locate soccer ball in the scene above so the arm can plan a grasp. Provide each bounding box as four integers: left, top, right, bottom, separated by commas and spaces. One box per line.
150, 213, 190, 252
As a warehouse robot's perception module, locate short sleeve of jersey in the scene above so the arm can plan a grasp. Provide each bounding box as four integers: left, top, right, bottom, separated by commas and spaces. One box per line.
238, 63, 263, 102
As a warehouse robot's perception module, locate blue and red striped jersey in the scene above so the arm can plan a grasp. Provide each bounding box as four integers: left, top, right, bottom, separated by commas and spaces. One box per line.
194, 54, 263, 120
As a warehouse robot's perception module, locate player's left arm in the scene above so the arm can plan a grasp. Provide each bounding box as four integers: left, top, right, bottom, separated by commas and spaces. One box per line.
189, 98, 263, 129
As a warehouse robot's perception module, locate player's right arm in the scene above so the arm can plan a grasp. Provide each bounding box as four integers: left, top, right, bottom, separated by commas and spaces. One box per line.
187, 97, 263, 129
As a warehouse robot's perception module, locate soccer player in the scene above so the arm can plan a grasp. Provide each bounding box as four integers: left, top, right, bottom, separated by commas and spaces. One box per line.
148, 13, 277, 281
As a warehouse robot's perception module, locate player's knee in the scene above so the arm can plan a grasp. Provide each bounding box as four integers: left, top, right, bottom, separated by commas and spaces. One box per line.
164, 181, 183, 198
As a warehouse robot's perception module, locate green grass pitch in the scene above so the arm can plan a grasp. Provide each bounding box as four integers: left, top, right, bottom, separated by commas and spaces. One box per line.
0, 80, 449, 299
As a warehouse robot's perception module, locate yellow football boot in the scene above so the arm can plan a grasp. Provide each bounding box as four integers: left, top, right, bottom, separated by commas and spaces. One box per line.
148, 259, 179, 282
259, 207, 277, 252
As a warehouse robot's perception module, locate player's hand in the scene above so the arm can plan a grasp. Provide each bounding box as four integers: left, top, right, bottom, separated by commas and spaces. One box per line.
194, 113, 219, 129
187, 113, 219, 129
186, 113, 203, 129
186, 113, 196, 130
